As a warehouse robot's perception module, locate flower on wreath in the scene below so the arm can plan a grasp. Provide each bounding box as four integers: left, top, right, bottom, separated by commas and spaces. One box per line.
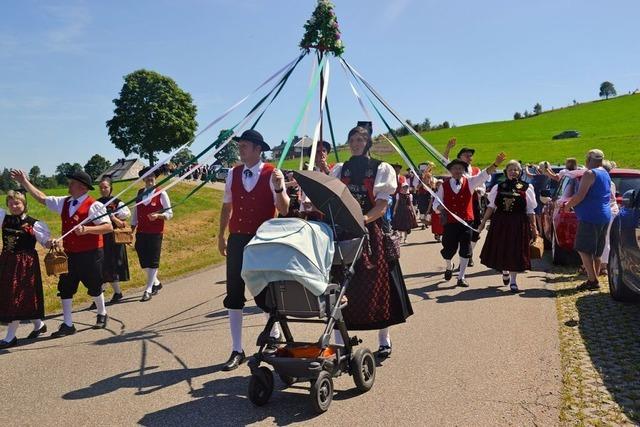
299, 0, 345, 56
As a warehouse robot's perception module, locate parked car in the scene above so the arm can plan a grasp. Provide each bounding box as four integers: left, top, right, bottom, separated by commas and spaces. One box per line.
552, 130, 580, 140
216, 167, 231, 182
540, 168, 640, 265
608, 188, 640, 301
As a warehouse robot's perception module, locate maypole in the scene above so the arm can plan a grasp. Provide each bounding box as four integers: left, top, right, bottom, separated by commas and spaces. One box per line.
299, 0, 344, 164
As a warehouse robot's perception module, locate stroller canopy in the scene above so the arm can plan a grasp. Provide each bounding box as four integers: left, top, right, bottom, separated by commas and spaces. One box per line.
242, 218, 335, 297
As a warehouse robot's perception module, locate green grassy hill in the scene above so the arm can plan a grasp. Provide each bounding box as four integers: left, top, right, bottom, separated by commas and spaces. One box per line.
280, 94, 640, 172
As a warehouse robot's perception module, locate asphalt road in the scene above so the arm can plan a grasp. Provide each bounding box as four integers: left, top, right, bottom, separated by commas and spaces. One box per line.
1, 227, 561, 426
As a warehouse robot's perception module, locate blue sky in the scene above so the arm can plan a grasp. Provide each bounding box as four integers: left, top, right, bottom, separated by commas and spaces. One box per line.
2, 0, 639, 174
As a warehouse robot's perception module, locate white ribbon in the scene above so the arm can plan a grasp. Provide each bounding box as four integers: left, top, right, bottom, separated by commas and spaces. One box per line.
299, 57, 318, 170
307, 58, 331, 171
341, 58, 448, 167
339, 58, 479, 232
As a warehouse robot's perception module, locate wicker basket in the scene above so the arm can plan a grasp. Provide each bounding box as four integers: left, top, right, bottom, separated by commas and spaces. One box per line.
44, 247, 68, 276
113, 226, 134, 244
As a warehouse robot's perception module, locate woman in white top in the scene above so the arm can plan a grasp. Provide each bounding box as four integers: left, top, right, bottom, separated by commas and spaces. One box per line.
330, 126, 413, 359
478, 160, 538, 292
0, 191, 51, 348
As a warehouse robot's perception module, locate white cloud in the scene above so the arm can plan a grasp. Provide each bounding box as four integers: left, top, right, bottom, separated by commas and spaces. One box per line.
44, 2, 91, 53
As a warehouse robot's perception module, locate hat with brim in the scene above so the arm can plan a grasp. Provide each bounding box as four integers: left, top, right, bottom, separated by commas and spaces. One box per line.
457, 147, 475, 158
232, 129, 270, 152
446, 159, 469, 171
65, 170, 94, 190
391, 163, 403, 170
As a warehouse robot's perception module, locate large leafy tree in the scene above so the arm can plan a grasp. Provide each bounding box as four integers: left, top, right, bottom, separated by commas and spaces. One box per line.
55, 162, 83, 185
106, 69, 197, 165
84, 154, 112, 181
28, 166, 42, 186
599, 81, 616, 100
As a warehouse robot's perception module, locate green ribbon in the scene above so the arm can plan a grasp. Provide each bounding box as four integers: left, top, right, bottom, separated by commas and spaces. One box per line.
277, 55, 328, 169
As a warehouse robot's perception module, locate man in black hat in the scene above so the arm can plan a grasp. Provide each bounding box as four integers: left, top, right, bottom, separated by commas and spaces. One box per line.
432, 153, 505, 287
217, 129, 290, 371
12, 169, 113, 337
443, 138, 485, 265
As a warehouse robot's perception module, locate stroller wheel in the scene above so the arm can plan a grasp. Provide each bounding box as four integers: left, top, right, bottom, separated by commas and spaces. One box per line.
279, 374, 297, 388
310, 371, 333, 413
248, 367, 274, 406
351, 348, 376, 393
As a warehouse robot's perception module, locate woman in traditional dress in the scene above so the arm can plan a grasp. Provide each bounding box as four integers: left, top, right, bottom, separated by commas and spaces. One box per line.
392, 183, 418, 243
416, 162, 435, 230
97, 177, 131, 304
132, 167, 173, 302
478, 160, 538, 293
330, 126, 413, 358
0, 191, 50, 348
428, 179, 445, 242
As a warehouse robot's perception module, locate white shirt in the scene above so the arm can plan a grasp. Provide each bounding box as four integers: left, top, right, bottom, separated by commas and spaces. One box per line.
223, 161, 279, 204
131, 190, 173, 227
487, 183, 538, 214
433, 170, 490, 211
0, 209, 51, 247
330, 161, 397, 201
45, 193, 110, 225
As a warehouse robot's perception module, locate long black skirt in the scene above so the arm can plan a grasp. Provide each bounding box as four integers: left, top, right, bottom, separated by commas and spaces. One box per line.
0, 250, 45, 322
102, 233, 130, 282
332, 220, 413, 331
480, 211, 532, 272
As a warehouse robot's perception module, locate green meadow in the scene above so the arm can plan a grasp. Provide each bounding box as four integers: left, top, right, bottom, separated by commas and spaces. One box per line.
280, 94, 640, 172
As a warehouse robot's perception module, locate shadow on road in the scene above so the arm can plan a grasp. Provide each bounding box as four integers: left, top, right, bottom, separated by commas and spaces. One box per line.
575, 292, 640, 423
138, 375, 323, 426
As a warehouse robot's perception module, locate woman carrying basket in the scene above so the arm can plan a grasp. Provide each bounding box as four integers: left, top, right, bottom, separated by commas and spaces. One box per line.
96, 177, 131, 304
0, 190, 51, 349
330, 126, 413, 359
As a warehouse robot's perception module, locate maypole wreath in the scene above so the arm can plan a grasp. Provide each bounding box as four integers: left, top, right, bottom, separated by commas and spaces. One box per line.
299, 0, 344, 56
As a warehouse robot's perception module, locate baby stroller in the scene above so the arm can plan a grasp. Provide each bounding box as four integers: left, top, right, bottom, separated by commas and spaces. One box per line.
241, 171, 376, 414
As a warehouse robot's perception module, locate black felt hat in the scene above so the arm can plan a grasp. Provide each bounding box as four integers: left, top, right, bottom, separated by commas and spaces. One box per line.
456, 147, 475, 158
232, 129, 270, 152
138, 167, 161, 178
446, 159, 469, 170
65, 170, 94, 190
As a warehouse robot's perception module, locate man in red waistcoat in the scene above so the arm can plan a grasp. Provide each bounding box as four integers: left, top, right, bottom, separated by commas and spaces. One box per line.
13, 170, 113, 337
217, 129, 290, 371
433, 153, 505, 287
132, 167, 173, 302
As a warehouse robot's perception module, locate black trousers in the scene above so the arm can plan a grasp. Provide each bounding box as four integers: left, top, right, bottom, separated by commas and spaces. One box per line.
135, 233, 163, 269
223, 233, 268, 311
440, 222, 474, 260
58, 249, 104, 299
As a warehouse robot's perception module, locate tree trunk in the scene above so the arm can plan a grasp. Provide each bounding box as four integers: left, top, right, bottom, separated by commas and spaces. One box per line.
149, 151, 155, 166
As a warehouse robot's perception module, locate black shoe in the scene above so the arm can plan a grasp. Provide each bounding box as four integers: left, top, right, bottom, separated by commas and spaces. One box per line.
444, 267, 454, 281
222, 351, 246, 371
51, 323, 76, 338
468, 258, 474, 267
151, 283, 163, 295
26, 324, 47, 340
377, 345, 392, 359
457, 279, 469, 288
502, 274, 510, 286
140, 291, 152, 302
109, 293, 123, 304
576, 280, 600, 291
0, 337, 18, 349
88, 302, 97, 310
510, 283, 519, 293
94, 314, 108, 329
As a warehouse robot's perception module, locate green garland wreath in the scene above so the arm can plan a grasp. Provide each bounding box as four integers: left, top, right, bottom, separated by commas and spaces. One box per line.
299, 0, 344, 56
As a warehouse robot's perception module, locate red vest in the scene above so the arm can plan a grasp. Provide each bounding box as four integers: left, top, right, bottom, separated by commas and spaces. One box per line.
443, 178, 474, 222
229, 163, 277, 235
136, 191, 165, 234
61, 196, 103, 253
